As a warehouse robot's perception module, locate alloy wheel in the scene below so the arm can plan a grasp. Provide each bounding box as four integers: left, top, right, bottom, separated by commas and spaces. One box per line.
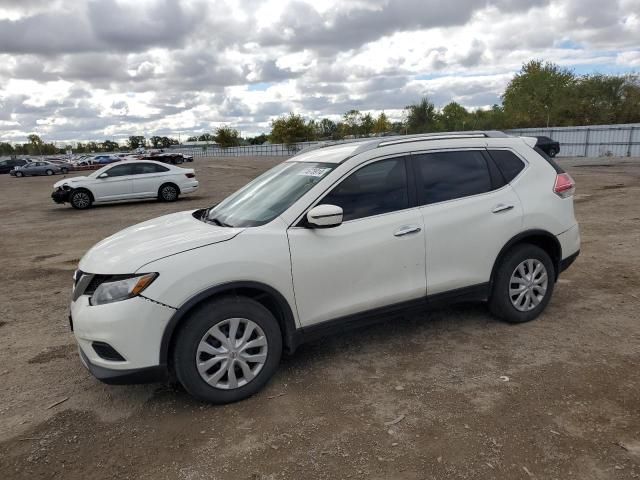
195, 318, 268, 390
73, 192, 91, 209
161, 185, 177, 201
509, 259, 548, 312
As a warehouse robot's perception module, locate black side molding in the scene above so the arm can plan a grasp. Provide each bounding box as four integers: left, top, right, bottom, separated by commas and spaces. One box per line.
559, 250, 580, 274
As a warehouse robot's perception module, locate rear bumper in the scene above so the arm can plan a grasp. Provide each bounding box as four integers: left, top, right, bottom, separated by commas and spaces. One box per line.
78, 348, 167, 385
559, 250, 579, 274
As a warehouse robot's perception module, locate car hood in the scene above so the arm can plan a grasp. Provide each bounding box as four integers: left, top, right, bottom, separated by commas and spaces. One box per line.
53, 176, 90, 188
79, 210, 243, 274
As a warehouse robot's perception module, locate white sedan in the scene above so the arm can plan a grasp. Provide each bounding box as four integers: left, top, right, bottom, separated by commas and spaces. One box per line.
52, 160, 199, 209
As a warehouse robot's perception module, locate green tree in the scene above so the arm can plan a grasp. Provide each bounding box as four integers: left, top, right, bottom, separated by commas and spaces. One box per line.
270, 113, 315, 145
128, 136, 146, 150
247, 133, 269, 145
214, 126, 241, 148
342, 109, 362, 137
502, 60, 575, 128
404, 97, 438, 133
26, 134, 44, 155
439, 102, 469, 131
372, 112, 392, 135
102, 140, 119, 151
0, 142, 15, 155
198, 133, 215, 142
360, 113, 374, 136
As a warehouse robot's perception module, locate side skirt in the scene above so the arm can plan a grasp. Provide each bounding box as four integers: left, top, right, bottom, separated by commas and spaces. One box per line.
296, 283, 489, 346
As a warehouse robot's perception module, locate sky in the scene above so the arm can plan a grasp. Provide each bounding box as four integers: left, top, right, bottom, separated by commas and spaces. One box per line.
0, 0, 639, 144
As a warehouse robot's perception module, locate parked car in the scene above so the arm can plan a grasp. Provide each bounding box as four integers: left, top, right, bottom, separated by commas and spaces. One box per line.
535, 136, 560, 157
68, 132, 580, 403
11, 161, 69, 177
93, 155, 121, 165
142, 153, 185, 165
0, 158, 28, 174
52, 160, 198, 209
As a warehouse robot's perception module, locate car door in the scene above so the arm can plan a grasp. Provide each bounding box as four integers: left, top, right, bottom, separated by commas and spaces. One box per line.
287, 156, 426, 327
131, 163, 171, 197
91, 163, 135, 200
412, 149, 523, 295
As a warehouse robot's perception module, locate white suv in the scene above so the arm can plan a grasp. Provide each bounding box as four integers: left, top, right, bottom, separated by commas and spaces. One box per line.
52, 160, 198, 209
69, 132, 580, 403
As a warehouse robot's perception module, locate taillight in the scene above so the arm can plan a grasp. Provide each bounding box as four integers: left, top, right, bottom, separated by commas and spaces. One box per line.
554, 173, 575, 198
185, 173, 195, 178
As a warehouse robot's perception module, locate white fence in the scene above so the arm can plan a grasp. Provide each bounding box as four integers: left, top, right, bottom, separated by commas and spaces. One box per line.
506, 123, 640, 157
169, 123, 640, 159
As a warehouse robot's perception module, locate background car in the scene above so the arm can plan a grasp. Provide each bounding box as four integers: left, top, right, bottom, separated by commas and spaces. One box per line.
92, 155, 121, 165
52, 160, 198, 209
142, 153, 185, 165
535, 136, 560, 157
11, 161, 68, 177
0, 158, 28, 174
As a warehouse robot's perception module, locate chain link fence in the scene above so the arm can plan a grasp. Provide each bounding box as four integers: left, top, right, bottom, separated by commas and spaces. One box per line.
170, 123, 640, 159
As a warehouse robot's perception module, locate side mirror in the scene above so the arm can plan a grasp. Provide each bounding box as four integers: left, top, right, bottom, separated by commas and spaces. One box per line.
97, 172, 108, 179
306, 204, 343, 228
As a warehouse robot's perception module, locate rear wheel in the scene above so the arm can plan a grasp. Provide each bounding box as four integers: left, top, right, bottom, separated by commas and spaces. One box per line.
61, 167, 69, 174
173, 296, 282, 403
46, 169, 54, 175
548, 147, 557, 157
15, 171, 24, 177
489, 244, 555, 323
158, 183, 179, 202
70, 190, 92, 210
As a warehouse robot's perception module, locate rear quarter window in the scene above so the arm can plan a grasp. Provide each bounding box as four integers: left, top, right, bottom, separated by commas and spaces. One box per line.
487, 150, 526, 183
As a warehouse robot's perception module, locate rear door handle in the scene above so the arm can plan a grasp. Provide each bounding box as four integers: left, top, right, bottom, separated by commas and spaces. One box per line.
394, 225, 422, 237
492, 204, 514, 214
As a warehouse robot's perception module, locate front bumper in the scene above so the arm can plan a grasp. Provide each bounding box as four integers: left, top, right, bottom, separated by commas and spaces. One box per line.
78, 347, 167, 384
71, 294, 175, 379
52, 188, 70, 203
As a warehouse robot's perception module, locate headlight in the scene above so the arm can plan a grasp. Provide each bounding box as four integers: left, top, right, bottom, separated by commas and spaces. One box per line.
90, 273, 158, 306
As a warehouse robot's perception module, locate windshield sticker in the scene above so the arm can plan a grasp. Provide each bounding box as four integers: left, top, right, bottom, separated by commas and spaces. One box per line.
298, 167, 331, 177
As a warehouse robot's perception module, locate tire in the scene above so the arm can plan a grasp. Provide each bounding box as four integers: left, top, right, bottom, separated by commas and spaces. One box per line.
548, 148, 557, 157
489, 244, 555, 323
70, 189, 93, 210
15, 171, 24, 177
158, 183, 179, 202
61, 168, 69, 174
173, 296, 282, 404
46, 169, 54, 175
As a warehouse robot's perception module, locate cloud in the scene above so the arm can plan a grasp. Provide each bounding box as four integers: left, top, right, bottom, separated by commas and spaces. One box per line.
0, 0, 638, 142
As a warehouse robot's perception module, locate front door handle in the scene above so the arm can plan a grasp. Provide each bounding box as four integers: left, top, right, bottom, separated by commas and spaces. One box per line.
492, 204, 514, 214
394, 225, 422, 237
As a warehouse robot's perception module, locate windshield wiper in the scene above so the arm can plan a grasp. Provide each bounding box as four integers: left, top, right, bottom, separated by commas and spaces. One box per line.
207, 216, 231, 227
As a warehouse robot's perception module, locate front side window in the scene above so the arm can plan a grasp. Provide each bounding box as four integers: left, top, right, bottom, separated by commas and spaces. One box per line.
414, 151, 491, 205
321, 158, 409, 221
106, 164, 134, 177
206, 162, 335, 227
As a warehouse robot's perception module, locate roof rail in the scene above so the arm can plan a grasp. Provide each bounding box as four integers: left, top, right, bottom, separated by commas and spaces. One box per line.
376, 130, 509, 147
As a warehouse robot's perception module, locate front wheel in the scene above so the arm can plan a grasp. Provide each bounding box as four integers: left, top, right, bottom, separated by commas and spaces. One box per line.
489, 244, 555, 323
173, 297, 282, 403
15, 171, 24, 177
61, 167, 69, 174
70, 190, 92, 210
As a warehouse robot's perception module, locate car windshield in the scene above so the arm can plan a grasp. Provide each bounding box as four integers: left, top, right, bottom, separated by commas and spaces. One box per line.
205, 161, 335, 227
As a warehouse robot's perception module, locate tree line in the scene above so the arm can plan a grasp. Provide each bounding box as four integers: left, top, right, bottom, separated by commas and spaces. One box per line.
2, 60, 638, 156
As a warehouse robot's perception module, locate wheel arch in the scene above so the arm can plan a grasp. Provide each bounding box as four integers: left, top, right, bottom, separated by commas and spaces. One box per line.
490, 229, 562, 288
160, 281, 299, 368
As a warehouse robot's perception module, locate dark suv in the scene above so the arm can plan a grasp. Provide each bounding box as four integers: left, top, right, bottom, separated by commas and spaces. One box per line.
0, 159, 28, 174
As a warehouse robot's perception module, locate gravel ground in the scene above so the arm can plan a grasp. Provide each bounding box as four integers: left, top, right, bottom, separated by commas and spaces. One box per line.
0, 155, 639, 480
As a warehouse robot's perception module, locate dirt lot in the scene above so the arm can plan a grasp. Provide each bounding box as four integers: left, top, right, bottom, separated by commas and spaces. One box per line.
0, 155, 639, 479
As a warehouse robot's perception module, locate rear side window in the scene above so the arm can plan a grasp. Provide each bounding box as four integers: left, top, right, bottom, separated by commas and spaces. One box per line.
488, 150, 526, 183
133, 163, 170, 174
322, 157, 409, 221
414, 151, 491, 205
